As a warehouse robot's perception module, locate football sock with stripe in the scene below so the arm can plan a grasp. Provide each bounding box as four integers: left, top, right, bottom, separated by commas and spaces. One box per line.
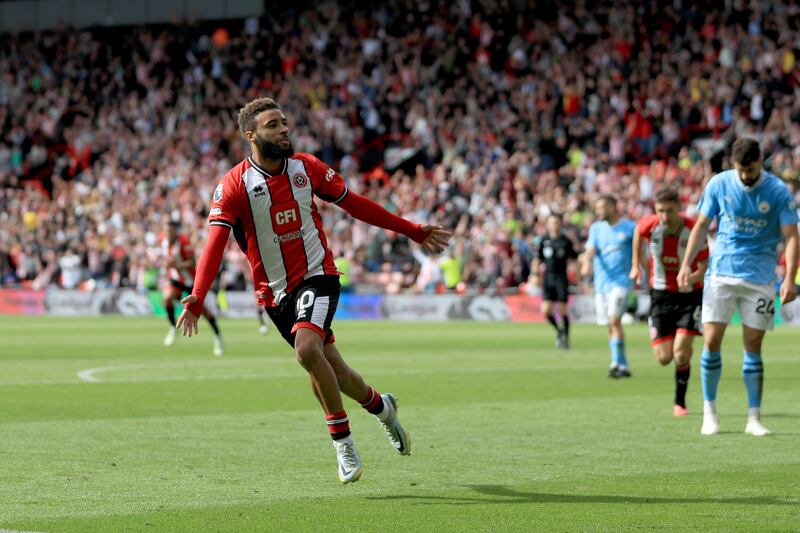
359, 386, 389, 421
326, 411, 350, 440
675, 364, 690, 408
700, 349, 722, 402
742, 351, 763, 409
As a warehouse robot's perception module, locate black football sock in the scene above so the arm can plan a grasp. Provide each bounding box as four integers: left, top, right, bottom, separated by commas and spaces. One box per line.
206, 315, 221, 336
546, 314, 560, 333
165, 304, 176, 327
675, 364, 691, 408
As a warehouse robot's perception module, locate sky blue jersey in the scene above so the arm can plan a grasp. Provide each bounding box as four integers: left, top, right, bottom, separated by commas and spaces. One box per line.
697, 169, 798, 286
587, 218, 636, 293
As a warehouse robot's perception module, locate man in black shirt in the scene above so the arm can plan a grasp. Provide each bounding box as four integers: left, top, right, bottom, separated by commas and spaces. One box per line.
530, 214, 579, 348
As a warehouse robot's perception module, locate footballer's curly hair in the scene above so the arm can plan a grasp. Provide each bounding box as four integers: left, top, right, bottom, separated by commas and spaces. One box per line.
237, 98, 281, 136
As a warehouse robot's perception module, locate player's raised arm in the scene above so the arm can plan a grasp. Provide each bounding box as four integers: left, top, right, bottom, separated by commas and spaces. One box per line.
176, 224, 230, 336
677, 213, 711, 290
780, 222, 799, 304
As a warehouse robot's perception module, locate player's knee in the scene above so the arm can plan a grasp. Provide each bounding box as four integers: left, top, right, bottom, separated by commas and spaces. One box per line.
673, 348, 692, 367
703, 332, 723, 351
743, 338, 763, 353
295, 336, 324, 370
655, 351, 673, 366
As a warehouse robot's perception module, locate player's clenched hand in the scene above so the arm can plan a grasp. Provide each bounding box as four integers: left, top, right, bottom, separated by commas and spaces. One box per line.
676, 264, 692, 290
176, 295, 200, 337
780, 278, 797, 305
629, 265, 641, 285
420, 225, 452, 254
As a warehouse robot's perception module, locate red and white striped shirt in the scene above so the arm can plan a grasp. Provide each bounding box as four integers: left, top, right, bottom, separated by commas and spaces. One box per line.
637, 214, 709, 292
208, 153, 348, 307
162, 233, 196, 286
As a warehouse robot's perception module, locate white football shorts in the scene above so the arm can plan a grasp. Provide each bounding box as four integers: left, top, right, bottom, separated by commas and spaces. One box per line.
702, 275, 776, 331
595, 286, 630, 325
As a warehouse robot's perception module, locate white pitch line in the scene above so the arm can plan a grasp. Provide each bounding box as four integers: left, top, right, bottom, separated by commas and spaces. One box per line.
70, 361, 597, 384
75, 358, 279, 383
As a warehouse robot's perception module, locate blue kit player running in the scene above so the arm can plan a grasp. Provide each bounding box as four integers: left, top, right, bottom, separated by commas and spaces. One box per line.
678, 138, 799, 436
581, 195, 637, 378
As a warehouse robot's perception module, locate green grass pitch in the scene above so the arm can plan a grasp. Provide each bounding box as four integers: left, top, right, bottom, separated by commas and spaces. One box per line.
0, 316, 798, 532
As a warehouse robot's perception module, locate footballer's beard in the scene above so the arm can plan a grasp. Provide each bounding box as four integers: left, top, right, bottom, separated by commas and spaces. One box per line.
255, 135, 294, 160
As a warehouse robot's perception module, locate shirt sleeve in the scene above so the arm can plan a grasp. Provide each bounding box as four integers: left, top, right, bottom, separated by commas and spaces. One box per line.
636, 216, 653, 239
697, 177, 720, 219
535, 239, 544, 261
778, 189, 799, 226
208, 174, 243, 230
566, 238, 578, 259
301, 153, 349, 204
586, 224, 597, 250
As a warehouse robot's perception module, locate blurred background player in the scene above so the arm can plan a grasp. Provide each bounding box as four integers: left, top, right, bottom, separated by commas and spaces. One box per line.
678, 138, 798, 436
257, 308, 270, 335
530, 213, 578, 348
631, 187, 708, 416
177, 98, 450, 483
161, 219, 224, 356
581, 196, 636, 378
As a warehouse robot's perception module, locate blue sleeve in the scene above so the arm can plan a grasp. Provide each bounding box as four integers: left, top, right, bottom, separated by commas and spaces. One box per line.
778, 190, 799, 226
698, 177, 720, 219
587, 224, 597, 249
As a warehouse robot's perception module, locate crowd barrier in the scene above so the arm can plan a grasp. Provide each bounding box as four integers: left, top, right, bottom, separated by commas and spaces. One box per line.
2, 288, 798, 326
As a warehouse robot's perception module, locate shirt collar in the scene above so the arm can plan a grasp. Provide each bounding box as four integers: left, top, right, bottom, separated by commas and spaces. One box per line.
248, 156, 287, 177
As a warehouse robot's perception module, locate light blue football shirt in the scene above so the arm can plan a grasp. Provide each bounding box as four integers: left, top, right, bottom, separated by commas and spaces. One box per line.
698, 169, 798, 286
587, 218, 636, 293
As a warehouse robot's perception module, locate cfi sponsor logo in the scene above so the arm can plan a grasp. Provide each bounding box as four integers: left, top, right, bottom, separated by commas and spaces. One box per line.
758, 201, 770, 213
293, 173, 307, 188
213, 183, 224, 203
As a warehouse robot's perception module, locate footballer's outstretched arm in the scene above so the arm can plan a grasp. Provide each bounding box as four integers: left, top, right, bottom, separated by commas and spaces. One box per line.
337, 191, 451, 254
176, 224, 230, 336
677, 213, 711, 289
629, 229, 645, 286
780, 222, 799, 304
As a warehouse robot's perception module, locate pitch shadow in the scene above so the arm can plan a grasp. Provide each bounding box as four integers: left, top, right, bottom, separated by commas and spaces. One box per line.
367, 484, 795, 506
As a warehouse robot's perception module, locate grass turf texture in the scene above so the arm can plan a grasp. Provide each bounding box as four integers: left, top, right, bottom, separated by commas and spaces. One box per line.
0, 317, 798, 532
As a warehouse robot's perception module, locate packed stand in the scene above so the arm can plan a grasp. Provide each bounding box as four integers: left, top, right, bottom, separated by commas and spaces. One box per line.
2, 0, 800, 294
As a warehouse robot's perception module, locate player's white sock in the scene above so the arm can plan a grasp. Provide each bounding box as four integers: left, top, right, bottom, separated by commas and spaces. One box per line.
748, 407, 761, 420
701, 400, 719, 435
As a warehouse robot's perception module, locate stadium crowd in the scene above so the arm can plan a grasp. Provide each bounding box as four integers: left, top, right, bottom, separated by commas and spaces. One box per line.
2, 0, 800, 294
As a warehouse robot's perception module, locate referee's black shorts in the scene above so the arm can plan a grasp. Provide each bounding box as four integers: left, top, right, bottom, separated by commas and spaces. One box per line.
542, 275, 569, 303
